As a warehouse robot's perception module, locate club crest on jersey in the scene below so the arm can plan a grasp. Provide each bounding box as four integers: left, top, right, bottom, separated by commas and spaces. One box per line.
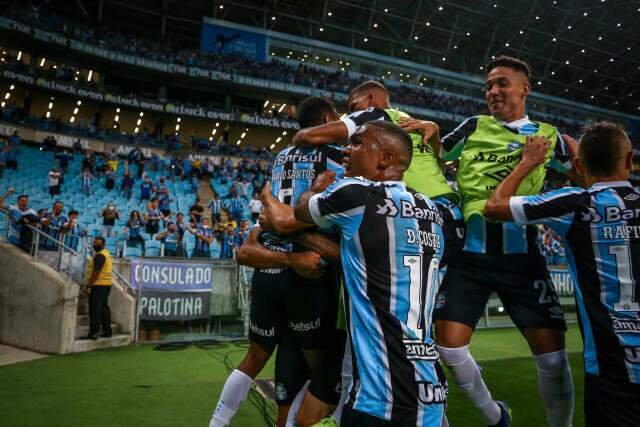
404, 339, 439, 361
507, 141, 524, 152
417, 381, 448, 405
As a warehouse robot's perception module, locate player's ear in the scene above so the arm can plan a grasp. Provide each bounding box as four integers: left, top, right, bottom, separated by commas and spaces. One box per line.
625, 150, 634, 171
574, 156, 585, 176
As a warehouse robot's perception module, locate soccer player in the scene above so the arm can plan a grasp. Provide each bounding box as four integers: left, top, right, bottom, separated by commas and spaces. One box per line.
285, 121, 447, 426
484, 123, 640, 427
210, 96, 345, 427
432, 56, 577, 427
293, 80, 463, 266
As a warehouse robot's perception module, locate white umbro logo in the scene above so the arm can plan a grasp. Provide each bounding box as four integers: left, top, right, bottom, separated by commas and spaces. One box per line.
624, 193, 640, 201
376, 199, 398, 216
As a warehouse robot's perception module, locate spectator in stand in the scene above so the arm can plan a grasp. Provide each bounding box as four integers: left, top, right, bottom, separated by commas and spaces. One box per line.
81, 167, 94, 196
0, 189, 39, 252
238, 220, 250, 243
158, 187, 173, 218
41, 200, 67, 250
126, 210, 146, 253
140, 176, 154, 201
55, 150, 72, 172
188, 217, 214, 258
73, 139, 83, 153
219, 222, 238, 259
224, 192, 244, 222
156, 221, 180, 257
248, 193, 262, 223
157, 176, 168, 193
189, 197, 204, 224
208, 193, 222, 224
64, 210, 87, 251
551, 235, 564, 265
121, 170, 135, 200
190, 172, 200, 193
237, 177, 251, 199
144, 197, 162, 235
104, 167, 115, 191
94, 153, 106, 177
6, 130, 20, 170
182, 157, 192, 180
99, 203, 120, 238
48, 167, 63, 198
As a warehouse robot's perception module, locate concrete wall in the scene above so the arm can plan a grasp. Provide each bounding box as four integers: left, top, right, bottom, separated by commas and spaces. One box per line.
0, 243, 78, 354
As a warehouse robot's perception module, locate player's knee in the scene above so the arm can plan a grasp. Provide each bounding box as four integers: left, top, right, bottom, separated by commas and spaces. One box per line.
534, 349, 570, 377
436, 344, 471, 367
238, 343, 273, 377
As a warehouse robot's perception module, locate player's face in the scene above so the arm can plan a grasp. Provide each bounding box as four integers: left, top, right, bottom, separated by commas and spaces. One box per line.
344, 126, 381, 179
485, 66, 529, 120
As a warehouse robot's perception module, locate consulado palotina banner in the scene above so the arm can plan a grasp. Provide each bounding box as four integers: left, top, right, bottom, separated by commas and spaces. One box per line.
130, 259, 213, 321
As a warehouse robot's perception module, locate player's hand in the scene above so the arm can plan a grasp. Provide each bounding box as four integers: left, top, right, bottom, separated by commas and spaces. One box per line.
398, 118, 439, 145
562, 134, 579, 160
288, 251, 323, 279
522, 136, 550, 166
311, 171, 336, 193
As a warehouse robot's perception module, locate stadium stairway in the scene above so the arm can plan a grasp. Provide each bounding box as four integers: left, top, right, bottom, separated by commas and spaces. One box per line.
73, 294, 130, 353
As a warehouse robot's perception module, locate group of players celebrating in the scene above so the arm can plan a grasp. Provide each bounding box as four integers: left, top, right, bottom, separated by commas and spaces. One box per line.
208, 55, 640, 427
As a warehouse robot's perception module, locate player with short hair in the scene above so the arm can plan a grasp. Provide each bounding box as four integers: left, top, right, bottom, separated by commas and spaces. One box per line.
278, 120, 447, 426
431, 55, 578, 427
484, 122, 640, 427
210, 96, 345, 427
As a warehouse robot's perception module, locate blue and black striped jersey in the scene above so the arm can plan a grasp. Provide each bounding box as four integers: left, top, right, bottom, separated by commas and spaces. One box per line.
309, 177, 446, 425
263, 145, 344, 252
510, 181, 640, 384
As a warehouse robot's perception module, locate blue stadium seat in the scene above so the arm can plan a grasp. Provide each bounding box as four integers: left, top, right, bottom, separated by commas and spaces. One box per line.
144, 240, 161, 257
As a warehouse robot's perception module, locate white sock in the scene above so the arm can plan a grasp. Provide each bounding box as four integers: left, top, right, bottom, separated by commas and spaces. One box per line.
333, 340, 353, 425
534, 350, 574, 427
285, 380, 310, 427
437, 345, 501, 425
210, 369, 254, 427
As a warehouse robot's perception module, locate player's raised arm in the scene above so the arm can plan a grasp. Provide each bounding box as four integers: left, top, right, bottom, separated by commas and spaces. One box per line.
260, 182, 314, 234
484, 136, 550, 221
292, 121, 348, 147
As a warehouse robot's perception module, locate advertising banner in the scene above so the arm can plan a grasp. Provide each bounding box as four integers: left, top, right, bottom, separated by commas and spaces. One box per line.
139, 290, 211, 321
200, 21, 267, 61
130, 259, 214, 291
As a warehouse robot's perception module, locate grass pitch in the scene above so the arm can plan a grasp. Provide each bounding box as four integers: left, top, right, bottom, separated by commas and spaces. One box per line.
0, 325, 584, 426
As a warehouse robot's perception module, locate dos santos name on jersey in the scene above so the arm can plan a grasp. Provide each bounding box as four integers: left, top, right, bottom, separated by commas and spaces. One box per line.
272, 168, 316, 182
376, 198, 443, 224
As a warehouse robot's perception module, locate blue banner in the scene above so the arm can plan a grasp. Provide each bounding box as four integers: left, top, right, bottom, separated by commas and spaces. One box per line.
200, 21, 267, 61
130, 259, 213, 291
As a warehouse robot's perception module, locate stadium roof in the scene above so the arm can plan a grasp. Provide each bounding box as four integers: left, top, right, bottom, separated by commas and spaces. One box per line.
55, 0, 640, 115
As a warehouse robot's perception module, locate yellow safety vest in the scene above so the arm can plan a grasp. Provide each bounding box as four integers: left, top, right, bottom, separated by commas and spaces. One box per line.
89, 248, 113, 286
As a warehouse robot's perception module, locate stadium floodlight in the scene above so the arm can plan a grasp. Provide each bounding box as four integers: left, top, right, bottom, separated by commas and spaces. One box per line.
363, 37, 368, 42
373, 23, 378, 28
137, 119, 142, 126
438, 6, 443, 11
116, 108, 120, 113
282, 131, 287, 135
327, 12, 332, 16
219, 4, 223, 9
114, 115, 119, 122
414, 36, 419, 40
505, 42, 510, 47
17, 51, 21, 60
442, 57, 446, 61
177, 117, 181, 123
134, 127, 139, 133
271, 16, 276, 21
466, 32, 471, 36
9, 84, 14, 90
241, 132, 246, 139
384, 8, 388, 12
404, 48, 408, 52
0, 102, 4, 108
215, 122, 220, 127
139, 112, 144, 117
565, 60, 570, 64
73, 108, 79, 114
579, 79, 583, 83
236, 140, 241, 145
4, 92, 10, 100
425, 22, 430, 26
70, 116, 75, 123
48, 102, 53, 109
175, 124, 180, 131
276, 137, 282, 143
40, 57, 45, 67
278, 104, 286, 113
77, 100, 82, 105
46, 111, 51, 118
552, 38, 556, 42
212, 129, 217, 135
270, 144, 276, 149
87, 70, 93, 81
319, 27, 324, 32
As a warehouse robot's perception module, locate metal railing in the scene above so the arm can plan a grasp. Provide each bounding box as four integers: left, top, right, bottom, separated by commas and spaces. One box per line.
1, 208, 88, 284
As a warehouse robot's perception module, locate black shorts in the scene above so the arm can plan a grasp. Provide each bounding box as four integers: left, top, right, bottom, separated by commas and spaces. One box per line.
249, 268, 339, 352
433, 252, 566, 331
341, 406, 392, 427
274, 328, 309, 406
307, 328, 347, 406
433, 198, 465, 268
585, 374, 640, 427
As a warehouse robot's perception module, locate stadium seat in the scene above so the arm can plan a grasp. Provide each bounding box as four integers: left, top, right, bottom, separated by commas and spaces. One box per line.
144, 240, 161, 257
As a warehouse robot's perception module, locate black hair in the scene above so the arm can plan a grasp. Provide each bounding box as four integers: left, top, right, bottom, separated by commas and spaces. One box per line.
94, 236, 105, 244
296, 97, 338, 129
18, 194, 28, 200
485, 55, 532, 81
69, 210, 79, 216
349, 80, 388, 97
579, 122, 630, 176
364, 121, 413, 165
